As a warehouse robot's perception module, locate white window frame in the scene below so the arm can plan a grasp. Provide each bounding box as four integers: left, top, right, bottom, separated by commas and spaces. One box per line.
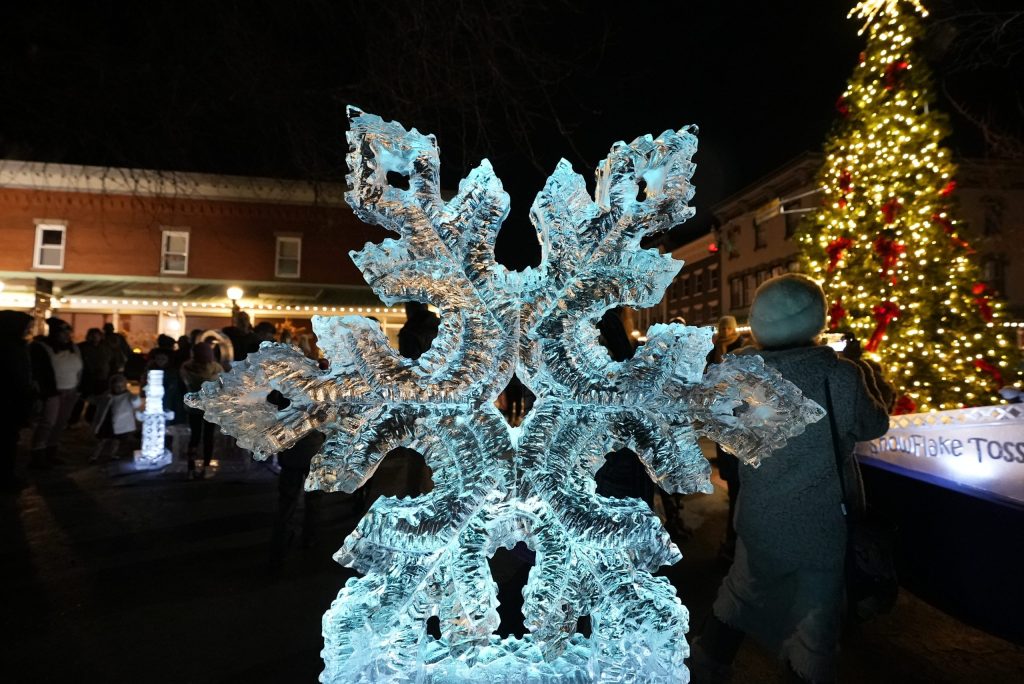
275, 236, 302, 278
33, 221, 67, 270
160, 229, 190, 275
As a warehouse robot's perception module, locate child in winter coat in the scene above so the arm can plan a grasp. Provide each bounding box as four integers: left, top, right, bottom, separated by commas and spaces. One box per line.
90, 374, 138, 461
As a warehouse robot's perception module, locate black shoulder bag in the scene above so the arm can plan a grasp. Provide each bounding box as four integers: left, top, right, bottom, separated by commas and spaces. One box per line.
824, 380, 899, 622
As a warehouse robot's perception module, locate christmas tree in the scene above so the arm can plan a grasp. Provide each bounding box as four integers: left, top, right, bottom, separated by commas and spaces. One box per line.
797, 0, 1018, 413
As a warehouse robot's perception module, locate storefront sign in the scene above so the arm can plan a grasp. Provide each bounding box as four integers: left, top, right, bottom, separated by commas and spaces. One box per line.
856, 404, 1024, 509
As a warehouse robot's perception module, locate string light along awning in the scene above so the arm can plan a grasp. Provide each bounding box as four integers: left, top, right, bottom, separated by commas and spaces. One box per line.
0, 276, 402, 317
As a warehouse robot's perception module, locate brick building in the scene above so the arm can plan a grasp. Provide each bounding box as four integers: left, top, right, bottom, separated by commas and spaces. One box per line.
710, 154, 1024, 341
663, 235, 722, 326
0, 160, 407, 349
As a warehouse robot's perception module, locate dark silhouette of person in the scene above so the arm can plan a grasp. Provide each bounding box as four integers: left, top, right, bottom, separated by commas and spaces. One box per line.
398, 302, 440, 360
74, 327, 115, 424
593, 309, 654, 507
392, 302, 441, 495
266, 390, 325, 576
247, 321, 277, 357
103, 322, 131, 373
30, 317, 82, 467
0, 311, 35, 490
180, 342, 222, 479
840, 332, 896, 412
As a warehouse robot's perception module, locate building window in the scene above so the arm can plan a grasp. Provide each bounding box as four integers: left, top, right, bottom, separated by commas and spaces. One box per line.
727, 226, 741, 259
34, 222, 66, 269
756, 269, 771, 286
694, 270, 704, 294
275, 236, 302, 278
730, 276, 743, 310
754, 220, 767, 250
680, 276, 691, 298
983, 198, 1003, 236
161, 230, 189, 274
708, 265, 720, 292
982, 256, 1006, 294
744, 273, 757, 306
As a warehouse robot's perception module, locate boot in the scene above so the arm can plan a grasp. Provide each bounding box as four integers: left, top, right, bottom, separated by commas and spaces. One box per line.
688, 637, 734, 684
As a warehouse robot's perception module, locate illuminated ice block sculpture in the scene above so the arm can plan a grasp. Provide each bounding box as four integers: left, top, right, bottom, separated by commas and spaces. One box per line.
135, 369, 174, 468
186, 108, 825, 683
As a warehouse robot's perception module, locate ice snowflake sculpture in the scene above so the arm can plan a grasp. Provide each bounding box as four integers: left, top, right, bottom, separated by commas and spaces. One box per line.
186, 107, 825, 683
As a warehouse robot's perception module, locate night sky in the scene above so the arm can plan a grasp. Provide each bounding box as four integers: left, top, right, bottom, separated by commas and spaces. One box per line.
3, 1, 1022, 268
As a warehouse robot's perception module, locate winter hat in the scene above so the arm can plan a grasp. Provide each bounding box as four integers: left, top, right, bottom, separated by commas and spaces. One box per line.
748, 274, 826, 349
46, 316, 70, 333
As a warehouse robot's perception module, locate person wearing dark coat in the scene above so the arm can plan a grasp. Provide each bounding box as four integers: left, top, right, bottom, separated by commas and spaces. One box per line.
174, 335, 192, 367
142, 347, 184, 423
708, 315, 752, 560
103, 322, 131, 373
692, 275, 890, 684
180, 342, 222, 478
77, 327, 114, 422
840, 332, 896, 412
30, 317, 83, 467
0, 311, 35, 490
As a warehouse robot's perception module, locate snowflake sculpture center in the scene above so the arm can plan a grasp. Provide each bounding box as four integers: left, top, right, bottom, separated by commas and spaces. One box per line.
187, 108, 824, 683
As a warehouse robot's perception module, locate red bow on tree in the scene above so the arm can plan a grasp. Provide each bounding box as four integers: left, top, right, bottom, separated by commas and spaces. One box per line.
836, 94, 850, 118
826, 236, 854, 272
940, 181, 957, 197
839, 170, 853, 194
972, 282, 994, 322
828, 299, 846, 329
932, 213, 973, 252
973, 358, 1004, 388
893, 394, 917, 415
882, 198, 901, 224
884, 60, 909, 90
865, 300, 900, 352
874, 236, 905, 283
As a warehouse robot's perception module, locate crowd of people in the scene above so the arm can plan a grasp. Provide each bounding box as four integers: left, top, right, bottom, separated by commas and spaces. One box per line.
0, 315, 280, 486
1, 274, 903, 681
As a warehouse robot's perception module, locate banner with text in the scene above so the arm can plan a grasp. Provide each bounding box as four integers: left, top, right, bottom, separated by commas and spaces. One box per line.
856, 404, 1024, 509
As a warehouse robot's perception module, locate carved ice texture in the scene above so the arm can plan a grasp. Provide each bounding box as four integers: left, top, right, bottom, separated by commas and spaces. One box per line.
135, 369, 173, 468
185, 107, 825, 683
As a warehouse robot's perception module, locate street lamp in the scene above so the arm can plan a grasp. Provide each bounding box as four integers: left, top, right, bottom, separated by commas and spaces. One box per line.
227, 286, 245, 328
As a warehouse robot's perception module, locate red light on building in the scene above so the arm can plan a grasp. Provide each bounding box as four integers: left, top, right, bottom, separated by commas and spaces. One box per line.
707, 242, 719, 253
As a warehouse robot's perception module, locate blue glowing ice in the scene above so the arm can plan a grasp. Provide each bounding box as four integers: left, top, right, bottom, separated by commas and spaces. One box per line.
185, 107, 825, 683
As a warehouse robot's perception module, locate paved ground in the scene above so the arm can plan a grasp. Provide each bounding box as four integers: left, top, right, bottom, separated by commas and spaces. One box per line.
3, 423, 1023, 683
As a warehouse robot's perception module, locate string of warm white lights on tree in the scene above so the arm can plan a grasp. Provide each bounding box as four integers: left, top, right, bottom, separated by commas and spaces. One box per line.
797, 0, 1019, 413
